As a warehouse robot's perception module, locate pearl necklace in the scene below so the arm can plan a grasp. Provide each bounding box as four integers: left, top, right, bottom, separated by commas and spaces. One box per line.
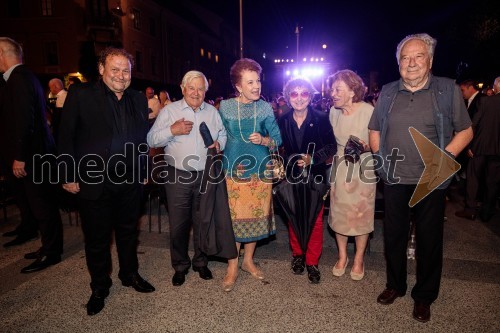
237, 96, 256, 143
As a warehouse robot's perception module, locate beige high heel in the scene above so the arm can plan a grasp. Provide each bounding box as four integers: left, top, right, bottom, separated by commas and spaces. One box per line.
222, 273, 238, 292
241, 262, 264, 280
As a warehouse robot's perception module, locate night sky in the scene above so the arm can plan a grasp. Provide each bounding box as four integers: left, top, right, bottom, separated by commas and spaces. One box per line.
194, 0, 499, 86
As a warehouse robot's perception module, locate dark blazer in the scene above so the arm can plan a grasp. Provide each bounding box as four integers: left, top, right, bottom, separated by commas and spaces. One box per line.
277, 108, 336, 182
58, 81, 149, 200
0, 65, 56, 168
471, 94, 500, 156
467, 92, 485, 120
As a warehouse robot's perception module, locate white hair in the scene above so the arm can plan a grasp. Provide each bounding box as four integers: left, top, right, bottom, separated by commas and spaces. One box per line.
180, 70, 209, 92
396, 33, 437, 65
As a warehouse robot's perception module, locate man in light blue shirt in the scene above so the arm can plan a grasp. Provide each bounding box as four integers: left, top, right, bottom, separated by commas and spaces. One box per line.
147, 70, 226, 286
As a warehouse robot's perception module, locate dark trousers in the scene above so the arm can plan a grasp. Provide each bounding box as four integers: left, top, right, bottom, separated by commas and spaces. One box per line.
78, 182, 141, 291
481, 156, 500, 219
383, 183, 445, 304
464, 155, 486, 211
164, 166, 206, 272
9, 171, 63, 256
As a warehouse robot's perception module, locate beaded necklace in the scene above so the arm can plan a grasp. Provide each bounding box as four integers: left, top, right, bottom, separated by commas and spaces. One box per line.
237, 96, 256, 143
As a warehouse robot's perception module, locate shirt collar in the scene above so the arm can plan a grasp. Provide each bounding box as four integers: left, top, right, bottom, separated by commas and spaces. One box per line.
398, 74, 432, 92
99, 79, 129, 100
468, 91, 479, 104
181, 98, 206, 112
3, 63, 22, 81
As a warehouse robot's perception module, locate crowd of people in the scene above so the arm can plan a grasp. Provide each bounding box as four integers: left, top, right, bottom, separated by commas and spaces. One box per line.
0, 32, 498, 323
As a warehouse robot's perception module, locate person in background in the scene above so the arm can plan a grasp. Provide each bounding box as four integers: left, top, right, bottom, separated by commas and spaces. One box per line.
218, 58, 282, 292
159, 89, 172, 107
277, 95, 291, 115
456, 76, 500, 221
47, 78, 67, 143
459, 79, 483, 121
369, 33, 472, 323
328, 69, 376, 282
0, 37, 63, 273
277, 76, 336, 284
147, 70, 226, 287
59, 47, 155, 316
146, 86, 161, 120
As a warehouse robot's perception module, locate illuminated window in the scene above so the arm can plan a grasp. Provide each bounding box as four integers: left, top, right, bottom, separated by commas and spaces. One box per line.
215, 54, 219, 63
200, 48, 204, 57
41, 0, 53, 16
207, 51, 211, 60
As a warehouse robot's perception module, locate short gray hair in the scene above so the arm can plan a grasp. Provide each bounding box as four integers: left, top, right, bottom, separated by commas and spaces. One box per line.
0, 37, 23, 60
396, 33, 437, 65
180, 70, 209, 92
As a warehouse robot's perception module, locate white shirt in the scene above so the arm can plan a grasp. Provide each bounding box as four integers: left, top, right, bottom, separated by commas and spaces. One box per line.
147, 99, 227, 171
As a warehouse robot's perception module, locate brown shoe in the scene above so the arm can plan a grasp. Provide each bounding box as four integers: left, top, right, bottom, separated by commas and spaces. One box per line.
377, 288, 404, 305
454, 209, 476, 220
413, 301, 431, 322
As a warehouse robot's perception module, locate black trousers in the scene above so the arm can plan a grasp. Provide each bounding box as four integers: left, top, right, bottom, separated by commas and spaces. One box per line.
78, 182, 142, 291
9, 170, 63, 256
383, 183, 446, 304
164, 166, 206, 272
481, 156, 500, 219
464, 155, 486, 211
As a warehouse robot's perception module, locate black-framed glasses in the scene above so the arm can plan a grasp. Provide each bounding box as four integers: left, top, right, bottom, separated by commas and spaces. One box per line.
289, 91, 310, 99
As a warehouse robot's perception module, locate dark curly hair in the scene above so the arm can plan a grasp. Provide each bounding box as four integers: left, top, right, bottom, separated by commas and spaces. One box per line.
229, 58, 262, 91
327, 70, 367, 103
98, 47, 135, 70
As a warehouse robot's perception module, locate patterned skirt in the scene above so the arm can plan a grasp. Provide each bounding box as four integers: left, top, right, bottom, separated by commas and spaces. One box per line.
225, 175, 276, 242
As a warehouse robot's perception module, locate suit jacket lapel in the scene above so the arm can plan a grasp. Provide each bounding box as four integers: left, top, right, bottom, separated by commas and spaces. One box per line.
94, 81, 114, 133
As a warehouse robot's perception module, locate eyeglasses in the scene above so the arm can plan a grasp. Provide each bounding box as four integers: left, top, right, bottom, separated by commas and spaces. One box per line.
289, 91, 310, 99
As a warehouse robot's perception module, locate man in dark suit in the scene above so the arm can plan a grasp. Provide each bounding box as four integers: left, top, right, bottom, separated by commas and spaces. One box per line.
58, 47, 154, 316
456, 78, 500, 221
455, 80, 485, 178
0, 37, 63, 272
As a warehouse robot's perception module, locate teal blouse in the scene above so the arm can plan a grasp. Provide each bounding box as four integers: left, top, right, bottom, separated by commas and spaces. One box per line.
219, 98, 282, 179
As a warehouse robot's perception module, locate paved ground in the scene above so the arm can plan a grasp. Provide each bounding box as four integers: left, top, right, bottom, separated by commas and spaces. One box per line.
0, 187, 499, 333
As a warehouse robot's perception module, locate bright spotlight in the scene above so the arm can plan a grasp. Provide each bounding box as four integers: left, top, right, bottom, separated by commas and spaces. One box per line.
285, 70, 291, 76
293, 69, 299, 76
303, 57, 307, 62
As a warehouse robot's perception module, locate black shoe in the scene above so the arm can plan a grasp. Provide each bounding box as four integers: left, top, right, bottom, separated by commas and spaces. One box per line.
172, 269, 189, 286
121, 273, 155, 293
413, 301, 431, 322
377, 288, 405, 305
291, 256, 305, 275
3, 234, 38, 248
24, 248, 42, 260
306, 265, 321, 284
3, 229, 18, 237
86, 289, 109, 316
193, 266, 213, 280
20, 255, 61, 273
